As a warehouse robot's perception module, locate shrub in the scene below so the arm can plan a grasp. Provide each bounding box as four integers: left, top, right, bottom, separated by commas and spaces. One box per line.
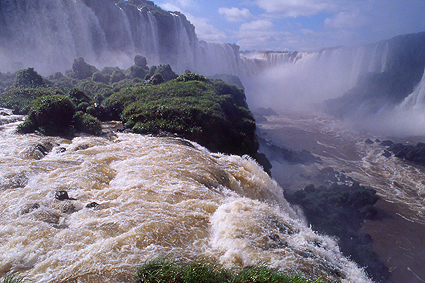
111, 69, 126, 83
68, 88, 91, 104
92, 72, 110, 84
128, 65, 148, 79
155, 65, 177, 81
151, 73, 164, 85
175, 72, 208, 82
18, 95, 75, 135
14, 68, 44, 88
73, 111, 102, 135
0, 87, 57, 114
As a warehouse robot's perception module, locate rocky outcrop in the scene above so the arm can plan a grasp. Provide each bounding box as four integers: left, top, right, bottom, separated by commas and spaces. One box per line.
382, 140, 425, 166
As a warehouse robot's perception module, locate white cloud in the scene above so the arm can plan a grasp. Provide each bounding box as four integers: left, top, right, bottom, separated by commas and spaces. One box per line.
255, 0, 339, 17
185, 14, 227, 43
160, 3, 182, 12
218, 7, 252, 22
236, 20, 278, 49
159, 0, 198, 11
325, 11, 370, 29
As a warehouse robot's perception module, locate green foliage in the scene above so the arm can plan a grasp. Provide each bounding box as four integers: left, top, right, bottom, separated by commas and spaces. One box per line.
1, 273, 26, 283
0, 87, 57, 114
175, 72, 208, 82
155, 64, 178, 81
92, 71, 110, 84
68, 88, 91, 105
18, 95, 75, 135
128, 65, 148, 79
134, 258, 323, 283
111, 69, 126, 83
106, 78, 258, 156
72, 57, 98, 80
150, 73, 164, 85
73, 111, 102, 135
14, 68, 44, 88
48, 72, 64, 80
234, 266, 311, 283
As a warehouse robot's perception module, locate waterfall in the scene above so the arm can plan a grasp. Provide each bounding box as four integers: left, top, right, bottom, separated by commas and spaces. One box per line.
0, 0, 108, 74
399, 66, 425, 111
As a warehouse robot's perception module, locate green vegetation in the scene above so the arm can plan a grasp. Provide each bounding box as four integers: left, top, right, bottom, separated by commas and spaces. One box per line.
0, 57, 258, 156
0, 273, 26, 283
134, 258, 324, 283
17, 95, 76, 135
14, 68, 44, 88
104, 73, 258, 156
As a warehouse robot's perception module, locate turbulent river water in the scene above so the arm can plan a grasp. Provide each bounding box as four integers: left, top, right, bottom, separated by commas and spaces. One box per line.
0, 109, 370, 283
257, 111, 425, 283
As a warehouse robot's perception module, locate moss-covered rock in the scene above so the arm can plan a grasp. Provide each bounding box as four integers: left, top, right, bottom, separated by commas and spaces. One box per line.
104, 75, 258, 156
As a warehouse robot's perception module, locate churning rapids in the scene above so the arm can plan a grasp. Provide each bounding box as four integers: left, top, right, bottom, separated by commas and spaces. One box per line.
0, 109, 370, 283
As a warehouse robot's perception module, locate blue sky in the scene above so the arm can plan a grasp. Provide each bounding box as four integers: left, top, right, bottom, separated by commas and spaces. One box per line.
157, 0, 425, 51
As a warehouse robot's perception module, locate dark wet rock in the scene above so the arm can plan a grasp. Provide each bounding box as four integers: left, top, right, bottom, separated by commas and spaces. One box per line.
21, 203, 40, 214
382, 150, 392, 158
364, 138, 374, 144
173, 137, 196, 148
1, 173, 28, 189
86, 202, 99, 209
62, 202, 77, 214
26, 141, 54, 160
74, 144, 89, 151
286, 182, 389, 283
387, 142, 425, 166
380, 140, 394, 147
55, 190, 76, 201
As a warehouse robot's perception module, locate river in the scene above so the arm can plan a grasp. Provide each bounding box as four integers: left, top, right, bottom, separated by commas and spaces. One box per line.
257, 110, 425, 283
0, 109, 370, 282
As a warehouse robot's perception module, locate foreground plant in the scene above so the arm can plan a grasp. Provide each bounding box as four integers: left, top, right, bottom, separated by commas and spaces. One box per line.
134, 258, 325, 283
1, 273, 26, 283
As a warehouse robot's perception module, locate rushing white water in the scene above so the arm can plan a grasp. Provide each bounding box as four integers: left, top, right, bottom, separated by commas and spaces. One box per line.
0, 111, 370, 282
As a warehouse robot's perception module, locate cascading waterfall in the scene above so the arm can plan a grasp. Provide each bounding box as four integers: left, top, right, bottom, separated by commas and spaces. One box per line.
0, 0, 108, 74
400, 66, 425, 110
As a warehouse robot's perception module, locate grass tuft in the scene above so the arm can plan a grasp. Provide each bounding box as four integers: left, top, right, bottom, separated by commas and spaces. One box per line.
134, 258, 325, 283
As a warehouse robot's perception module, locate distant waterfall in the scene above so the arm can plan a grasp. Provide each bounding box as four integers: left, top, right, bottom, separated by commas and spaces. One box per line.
0, 0, 240, 75
399, 66, 425, 111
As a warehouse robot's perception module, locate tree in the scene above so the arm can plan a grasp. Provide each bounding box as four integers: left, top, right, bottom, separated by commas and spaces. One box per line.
151, 73, 164, 85
14, 68, 44, 88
